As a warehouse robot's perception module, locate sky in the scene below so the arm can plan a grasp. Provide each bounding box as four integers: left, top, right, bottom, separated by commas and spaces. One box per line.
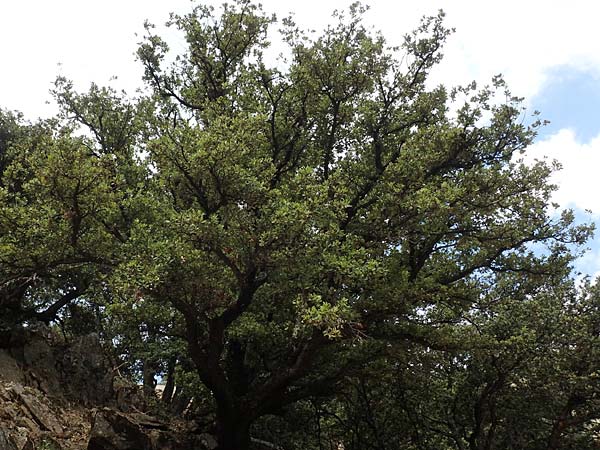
1, 0, 600, 276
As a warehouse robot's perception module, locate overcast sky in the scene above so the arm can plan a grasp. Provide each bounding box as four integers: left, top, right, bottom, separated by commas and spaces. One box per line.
2, 0, 600, 276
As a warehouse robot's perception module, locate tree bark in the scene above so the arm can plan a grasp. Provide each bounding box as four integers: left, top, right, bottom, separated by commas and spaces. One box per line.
216, 405, 251, 450
161, 357, 176, 404
142, 358, 158, 397
171, 385, 192, 416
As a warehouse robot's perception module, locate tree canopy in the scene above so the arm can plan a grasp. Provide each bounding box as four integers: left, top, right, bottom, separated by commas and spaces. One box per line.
1, 2, 598, 450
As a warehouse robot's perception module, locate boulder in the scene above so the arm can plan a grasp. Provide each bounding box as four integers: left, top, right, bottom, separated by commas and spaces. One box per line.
60, 333, 116, 406
0, 428, 18, 450
18, 390, 63, 434
0, 349, 24, 383
87, 408, 212, 450
113, 377, 146, 413
87, 409, 153, 450
0, 425, 39, 450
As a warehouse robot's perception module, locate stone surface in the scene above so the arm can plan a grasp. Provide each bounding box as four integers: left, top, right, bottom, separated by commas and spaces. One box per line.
21, 329, 62, 396
0, 427, 18, 450
87, 409, 153, 450
114, 377, 146, 413
11, 428, 32, 450
87, 408, 213, 450
60, 333, 116, 406
19, 390, 63, 434
0, 349, 24, 383
0, 326, 214, 450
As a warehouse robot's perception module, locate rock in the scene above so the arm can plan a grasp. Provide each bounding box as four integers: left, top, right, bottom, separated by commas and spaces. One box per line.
114, 377, 146, 413
11, 428, 32, 450
8, 382, 25, 396
199, 433, 218, 450
0, 349, 24, 383
16, 415, 40, 432
0, 328, 216, 450
0, 425, 35, 450
127, 412, 168, 430
36, 435, 63, 450
0, 427, 18, 450
87, 409, 153, 450
18, 390, 63, 434
21, 329, 62, 396
87, 408, 212, 450
60, 334, 116, 406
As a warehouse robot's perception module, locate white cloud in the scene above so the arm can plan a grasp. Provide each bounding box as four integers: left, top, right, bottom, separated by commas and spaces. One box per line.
2, 1, 598, 213
431, 1, 600, 99
259, 0, 600, 101
3, 1, 597, 212
0, 0, 193, 117
2, 1, 600, 119
261, 1, 600, 100
524, 129, 600, 279
527, 128, 600, 214
574, 247, 600, 281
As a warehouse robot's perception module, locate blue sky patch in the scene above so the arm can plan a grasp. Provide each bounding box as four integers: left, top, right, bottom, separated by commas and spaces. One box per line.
531, 66, 600, 143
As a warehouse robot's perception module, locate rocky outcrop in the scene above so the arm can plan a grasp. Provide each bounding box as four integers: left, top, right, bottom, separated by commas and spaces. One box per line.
87, 409, 213, 450
0, 327, 115, 449
87, 409, 153, 450
59, 333, 117, 406
0, 325, 215, 450
0, 324, 114, 403
0, 381, 89, 450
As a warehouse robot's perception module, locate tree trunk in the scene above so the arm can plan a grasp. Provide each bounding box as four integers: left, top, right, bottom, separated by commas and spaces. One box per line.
216, 406, 251, 450
171, 385, 192, 416
142, 358, 158, 397
161, 357, 176, 404
546, 422, 564, 450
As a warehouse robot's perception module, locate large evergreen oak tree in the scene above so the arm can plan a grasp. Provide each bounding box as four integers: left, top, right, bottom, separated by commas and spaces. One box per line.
0, 2, 590, 449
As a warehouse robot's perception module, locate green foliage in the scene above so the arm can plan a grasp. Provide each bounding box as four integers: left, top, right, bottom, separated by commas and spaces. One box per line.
1, 2, 597, 449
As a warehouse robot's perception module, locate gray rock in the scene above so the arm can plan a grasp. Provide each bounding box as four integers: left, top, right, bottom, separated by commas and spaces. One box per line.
60, 333, 116, 406
0, 350, 24, 384
0, 428, 18, 450
18, 390, 63, 434
87, 408, 212, 450
87, 409, 153, 450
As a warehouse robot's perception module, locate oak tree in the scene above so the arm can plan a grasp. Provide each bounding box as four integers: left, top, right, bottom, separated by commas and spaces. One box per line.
0, 2, 592, 449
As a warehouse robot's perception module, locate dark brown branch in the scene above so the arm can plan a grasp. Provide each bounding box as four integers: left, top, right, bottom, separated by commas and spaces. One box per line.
34, 288, 84, 323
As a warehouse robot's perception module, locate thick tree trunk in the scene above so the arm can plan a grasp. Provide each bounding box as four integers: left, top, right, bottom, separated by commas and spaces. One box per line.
546, 423, 564, 450
216, 408, 251, 450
